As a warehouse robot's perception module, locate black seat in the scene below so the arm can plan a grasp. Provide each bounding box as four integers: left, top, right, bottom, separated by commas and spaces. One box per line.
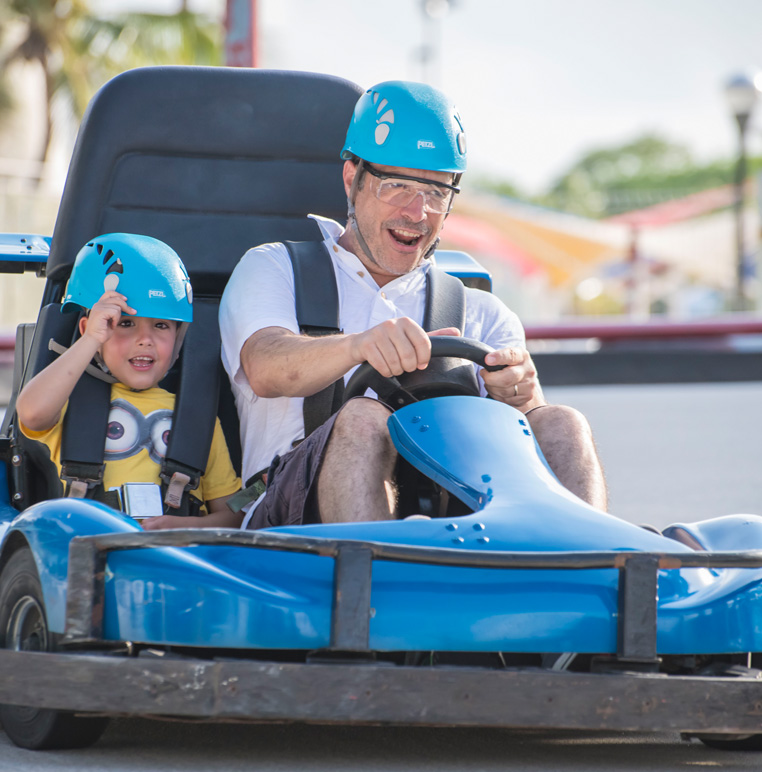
12, 66, 363, 501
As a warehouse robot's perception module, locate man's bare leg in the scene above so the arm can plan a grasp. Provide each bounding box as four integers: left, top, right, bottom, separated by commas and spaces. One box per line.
317, 398, 398, 523
527, 405, 608, 510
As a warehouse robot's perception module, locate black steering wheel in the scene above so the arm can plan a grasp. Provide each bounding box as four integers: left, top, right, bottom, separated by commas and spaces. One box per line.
343, 336, 504, 406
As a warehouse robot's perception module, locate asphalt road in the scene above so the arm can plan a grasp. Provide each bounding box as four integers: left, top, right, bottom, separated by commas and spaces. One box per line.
2, 721, 762, 771
0, 381, 761, 768
545, 381, 762, 529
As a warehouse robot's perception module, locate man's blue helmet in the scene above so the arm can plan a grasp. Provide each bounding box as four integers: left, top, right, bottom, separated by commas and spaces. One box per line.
62, 233, 193, 323
340, 81, 467, 173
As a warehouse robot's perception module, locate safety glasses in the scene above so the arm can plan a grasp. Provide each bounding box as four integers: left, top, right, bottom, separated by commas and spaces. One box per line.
363, 163, 459, 214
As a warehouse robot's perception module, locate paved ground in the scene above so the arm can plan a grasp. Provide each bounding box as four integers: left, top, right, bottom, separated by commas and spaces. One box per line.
545, 382, 762, 528
1, 722, 761, 771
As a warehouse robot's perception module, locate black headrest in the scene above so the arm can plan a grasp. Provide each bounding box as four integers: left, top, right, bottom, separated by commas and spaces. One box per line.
47, 66, 363, 296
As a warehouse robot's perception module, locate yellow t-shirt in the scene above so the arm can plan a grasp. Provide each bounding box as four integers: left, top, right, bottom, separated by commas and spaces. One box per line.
21, 382, 241, 512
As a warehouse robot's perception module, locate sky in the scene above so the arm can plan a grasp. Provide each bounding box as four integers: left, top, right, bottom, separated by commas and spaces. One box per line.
82, 0, 762, 194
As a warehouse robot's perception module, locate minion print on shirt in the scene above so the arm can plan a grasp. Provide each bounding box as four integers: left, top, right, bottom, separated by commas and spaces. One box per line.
19, 381, 241, 505
105, 399, 173, 463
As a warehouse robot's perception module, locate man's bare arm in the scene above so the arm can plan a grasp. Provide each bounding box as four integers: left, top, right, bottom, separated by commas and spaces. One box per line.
242, 326, 356, 398
242, 320, 460, 399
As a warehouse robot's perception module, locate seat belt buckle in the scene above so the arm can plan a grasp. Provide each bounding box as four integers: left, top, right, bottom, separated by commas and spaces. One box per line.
120, 483, 164, 519
160, 461, 201, 510
61, 462, 105, 499
227, 470, 268, 514
162, 471, 191, 509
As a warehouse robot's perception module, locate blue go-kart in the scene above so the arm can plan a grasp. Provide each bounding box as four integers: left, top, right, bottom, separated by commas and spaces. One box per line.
1, 66, 762, 752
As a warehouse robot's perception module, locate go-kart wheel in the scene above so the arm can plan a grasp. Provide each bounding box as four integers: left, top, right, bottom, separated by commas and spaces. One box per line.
0, 547, 110, 750
697, 734, 762, 751
343, 335, 500, 405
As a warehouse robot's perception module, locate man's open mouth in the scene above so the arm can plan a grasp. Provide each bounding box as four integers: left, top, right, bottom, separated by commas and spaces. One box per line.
389, 228, 424, 247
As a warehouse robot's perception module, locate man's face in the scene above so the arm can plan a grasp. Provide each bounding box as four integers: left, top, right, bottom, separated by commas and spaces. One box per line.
340, 161, 454, 285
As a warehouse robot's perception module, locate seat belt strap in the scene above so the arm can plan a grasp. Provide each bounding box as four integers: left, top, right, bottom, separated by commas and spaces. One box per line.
285, 240, 342, 334
160, 298, 221, 515
284, 246, 472, 436
284, 240, 345, 437
423, 266, 467, 333
60, 371, 110, 499
396, 266, 480, 398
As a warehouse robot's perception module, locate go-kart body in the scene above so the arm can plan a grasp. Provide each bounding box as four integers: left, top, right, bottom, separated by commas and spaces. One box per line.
3, 394, 762, 657
1, 65, 762, 746
3, 386, 762, 738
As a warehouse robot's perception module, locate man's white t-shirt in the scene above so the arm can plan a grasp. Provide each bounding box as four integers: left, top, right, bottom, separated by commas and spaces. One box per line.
219, 215, 525, 495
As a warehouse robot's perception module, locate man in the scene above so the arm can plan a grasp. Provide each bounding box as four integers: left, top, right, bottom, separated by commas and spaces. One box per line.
220, 80, 606, 530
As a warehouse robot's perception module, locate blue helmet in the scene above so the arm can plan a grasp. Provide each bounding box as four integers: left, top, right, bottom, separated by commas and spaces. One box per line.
340, 81, 467, 173
62, 233, 193, 323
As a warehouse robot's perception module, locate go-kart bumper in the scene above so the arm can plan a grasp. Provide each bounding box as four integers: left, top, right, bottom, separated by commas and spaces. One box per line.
0, 647, 761, 735
3, 524, 762, 734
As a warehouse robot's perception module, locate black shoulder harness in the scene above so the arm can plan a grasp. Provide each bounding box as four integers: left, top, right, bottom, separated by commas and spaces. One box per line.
58, 298, 223, 516
285, 240, 475, 436
284, 240, 345, 438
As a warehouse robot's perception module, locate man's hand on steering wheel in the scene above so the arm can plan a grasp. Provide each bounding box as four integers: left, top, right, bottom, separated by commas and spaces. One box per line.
345, 335, 505, 405
481, 347, 543, 410
347, 318, 460, 378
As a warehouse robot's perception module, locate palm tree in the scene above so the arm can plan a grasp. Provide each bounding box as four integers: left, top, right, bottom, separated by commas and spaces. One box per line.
0, 0, 222, 167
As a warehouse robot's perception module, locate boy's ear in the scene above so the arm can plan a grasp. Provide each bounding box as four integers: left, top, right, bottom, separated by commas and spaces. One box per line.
78, 315, 88, 336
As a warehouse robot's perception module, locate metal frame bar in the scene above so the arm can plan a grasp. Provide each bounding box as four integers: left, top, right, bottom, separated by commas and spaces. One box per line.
617, 555, 659, 664
525, 318, 762, 341
330, 544, 373, 651
63, 529, 762, 662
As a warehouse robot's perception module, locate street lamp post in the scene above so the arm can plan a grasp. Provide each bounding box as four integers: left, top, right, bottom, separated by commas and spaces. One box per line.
724, 73, 759, 311
419, 0, 452, 86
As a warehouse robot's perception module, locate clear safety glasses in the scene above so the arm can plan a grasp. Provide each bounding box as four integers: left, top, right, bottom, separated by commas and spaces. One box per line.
363, 163, 459, 214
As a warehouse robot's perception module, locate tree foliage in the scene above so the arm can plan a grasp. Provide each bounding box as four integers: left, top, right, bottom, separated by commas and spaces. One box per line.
469, 174, 524, 201
0, 0, 222, 165
540, 134, 739, 217
472, 133, 762, 219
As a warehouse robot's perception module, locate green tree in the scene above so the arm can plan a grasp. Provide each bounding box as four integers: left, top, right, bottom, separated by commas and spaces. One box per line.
541, 134, 741, 218
470, 174, 526, 201
0, 0, 221, 166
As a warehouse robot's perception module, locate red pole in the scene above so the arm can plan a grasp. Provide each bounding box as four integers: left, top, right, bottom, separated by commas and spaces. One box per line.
225, 0, 258, 67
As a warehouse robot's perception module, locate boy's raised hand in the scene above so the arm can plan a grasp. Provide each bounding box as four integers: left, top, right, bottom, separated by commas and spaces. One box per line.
82, 291, 137, 345
17, 291, 136, 432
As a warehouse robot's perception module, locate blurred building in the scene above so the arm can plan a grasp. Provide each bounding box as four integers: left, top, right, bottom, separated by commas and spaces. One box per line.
440, 187, 758, 321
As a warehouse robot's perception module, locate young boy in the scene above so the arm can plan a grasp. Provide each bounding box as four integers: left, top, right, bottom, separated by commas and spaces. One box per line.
15, 233, 242, 529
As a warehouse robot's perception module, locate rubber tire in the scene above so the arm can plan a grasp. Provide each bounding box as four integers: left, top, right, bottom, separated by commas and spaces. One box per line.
698, 735, 762, 751
0, 547, 110, 750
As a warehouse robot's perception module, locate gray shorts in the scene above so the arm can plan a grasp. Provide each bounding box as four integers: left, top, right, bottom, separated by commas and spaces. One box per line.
244, 409, 343, 530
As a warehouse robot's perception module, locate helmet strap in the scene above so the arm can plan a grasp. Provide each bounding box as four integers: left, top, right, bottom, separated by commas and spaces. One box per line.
423, 237, 440, 261
92, 351, 118, 384
347, 160, 379, 266
171, 322, 189, 368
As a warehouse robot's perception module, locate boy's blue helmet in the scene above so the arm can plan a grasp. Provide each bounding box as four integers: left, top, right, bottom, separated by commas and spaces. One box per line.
340, 81, 467, 173
62, 233, 193, 322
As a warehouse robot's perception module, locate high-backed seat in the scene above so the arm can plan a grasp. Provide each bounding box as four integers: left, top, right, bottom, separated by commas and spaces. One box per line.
16, 66, 363, 496
46, 66, 362, 297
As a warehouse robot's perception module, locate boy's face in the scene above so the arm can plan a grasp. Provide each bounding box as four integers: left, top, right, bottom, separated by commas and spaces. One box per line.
100, 316, 177, 390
